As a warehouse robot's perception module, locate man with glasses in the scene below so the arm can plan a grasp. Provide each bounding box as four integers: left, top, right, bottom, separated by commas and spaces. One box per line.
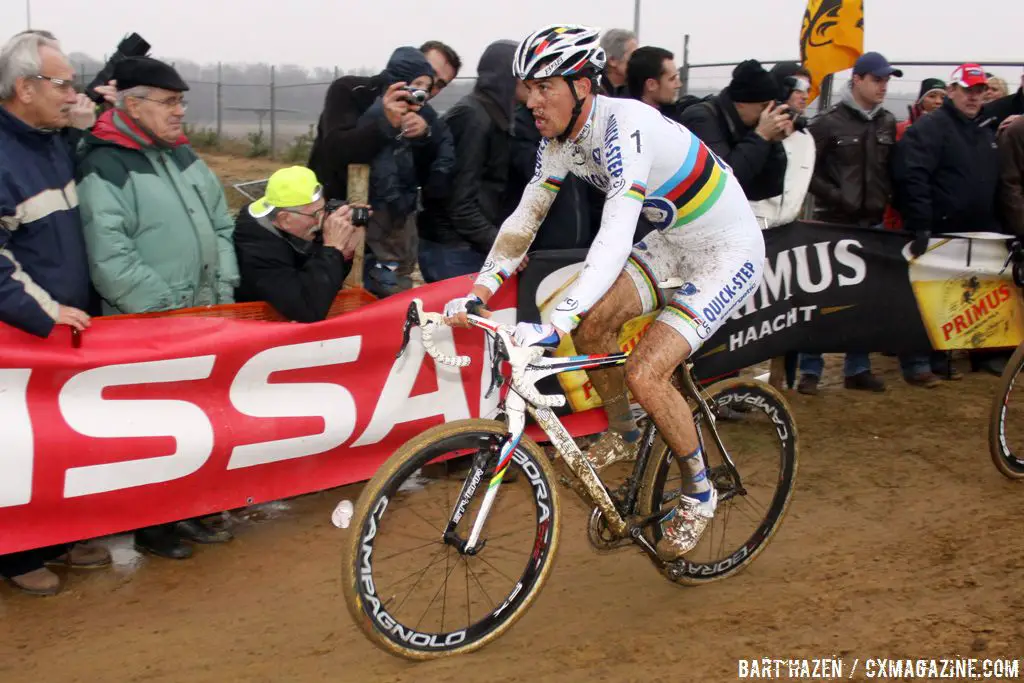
76, 55, 241, 559
0, 30, 114, 596
233, 165, 363, 321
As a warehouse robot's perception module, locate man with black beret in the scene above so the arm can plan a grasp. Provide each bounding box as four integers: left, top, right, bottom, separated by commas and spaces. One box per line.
680, 59, 792, 202
75, 55, 240, 559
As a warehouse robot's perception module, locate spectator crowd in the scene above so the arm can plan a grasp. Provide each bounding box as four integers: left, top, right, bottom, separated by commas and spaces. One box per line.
2, 26, 1023, 596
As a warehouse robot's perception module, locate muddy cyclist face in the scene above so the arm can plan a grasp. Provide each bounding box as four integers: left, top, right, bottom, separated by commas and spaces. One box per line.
525, 76, 592, 140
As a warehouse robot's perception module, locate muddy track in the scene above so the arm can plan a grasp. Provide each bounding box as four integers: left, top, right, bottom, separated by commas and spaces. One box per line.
2, 355, 1022, 683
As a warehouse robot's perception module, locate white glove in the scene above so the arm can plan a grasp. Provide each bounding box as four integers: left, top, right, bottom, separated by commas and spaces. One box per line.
512, 322, 562, 348
444, 295, 483, 319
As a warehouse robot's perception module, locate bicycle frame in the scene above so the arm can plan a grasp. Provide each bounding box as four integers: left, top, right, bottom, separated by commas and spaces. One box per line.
397, 299, 741, 559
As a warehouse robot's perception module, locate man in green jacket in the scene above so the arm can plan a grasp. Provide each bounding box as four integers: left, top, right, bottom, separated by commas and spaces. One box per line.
76, 56, 239, 559
77, 56, 239, 315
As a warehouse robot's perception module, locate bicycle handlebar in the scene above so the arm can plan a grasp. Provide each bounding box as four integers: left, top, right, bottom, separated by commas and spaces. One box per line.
396, 299, 566, 409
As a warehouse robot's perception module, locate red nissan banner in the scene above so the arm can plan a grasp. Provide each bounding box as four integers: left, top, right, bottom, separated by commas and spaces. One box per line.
0, 276, 607, 555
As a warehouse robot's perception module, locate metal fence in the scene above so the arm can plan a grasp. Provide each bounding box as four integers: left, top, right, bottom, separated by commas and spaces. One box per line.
72, 55, 1023, 157
681, 58, 1024, 119
75, 64, 480, 156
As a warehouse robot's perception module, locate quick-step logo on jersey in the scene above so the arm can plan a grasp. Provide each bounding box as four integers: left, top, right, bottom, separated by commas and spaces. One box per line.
603, 114, 623, 178
703, 261, 758, 322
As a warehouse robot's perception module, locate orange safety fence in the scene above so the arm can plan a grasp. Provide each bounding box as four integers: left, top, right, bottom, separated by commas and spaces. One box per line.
99, 287, 379, 323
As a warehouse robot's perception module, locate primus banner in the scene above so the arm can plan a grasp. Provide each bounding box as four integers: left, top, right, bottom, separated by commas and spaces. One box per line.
517, 222, 1024, 413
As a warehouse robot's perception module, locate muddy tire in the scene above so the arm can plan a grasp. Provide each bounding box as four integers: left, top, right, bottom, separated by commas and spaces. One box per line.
341, 419, 562, 660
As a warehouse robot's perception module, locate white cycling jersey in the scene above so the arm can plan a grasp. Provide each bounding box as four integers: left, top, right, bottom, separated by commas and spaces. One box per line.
474, 95, 761, 339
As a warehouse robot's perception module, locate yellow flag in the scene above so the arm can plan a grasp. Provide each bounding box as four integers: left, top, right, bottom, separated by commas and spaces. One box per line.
800, 0, 864, 102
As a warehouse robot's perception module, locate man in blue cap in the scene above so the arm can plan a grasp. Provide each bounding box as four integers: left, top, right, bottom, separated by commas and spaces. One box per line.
799, 52, 902, 395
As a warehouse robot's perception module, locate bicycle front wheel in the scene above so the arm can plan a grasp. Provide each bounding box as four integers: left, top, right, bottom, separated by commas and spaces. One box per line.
988, 342, 1024, 480
637, 378, 799, 585
341, 419, 562, 660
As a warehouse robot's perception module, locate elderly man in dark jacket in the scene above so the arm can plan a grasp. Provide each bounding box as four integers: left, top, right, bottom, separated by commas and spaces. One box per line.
894, 64, 1002, 243
417, 40, 518, 281
358, 47, 454, 296
0, 30, 112, 596
894, 64, 1005, 377
680, 59, 792, 202
234, 166, 361, 321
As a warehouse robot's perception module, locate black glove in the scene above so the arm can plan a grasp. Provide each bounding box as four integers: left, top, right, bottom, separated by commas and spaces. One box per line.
910, 231, 931, 258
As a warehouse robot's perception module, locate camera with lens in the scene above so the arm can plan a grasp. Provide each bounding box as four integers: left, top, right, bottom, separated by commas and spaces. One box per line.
401, 86, 429, 106
85, 32, 151, 105
325, 199, 369, 227
777, 75, 810, 132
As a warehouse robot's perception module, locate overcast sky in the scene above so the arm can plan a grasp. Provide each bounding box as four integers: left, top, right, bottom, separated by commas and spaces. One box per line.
3, 0, 1023, 78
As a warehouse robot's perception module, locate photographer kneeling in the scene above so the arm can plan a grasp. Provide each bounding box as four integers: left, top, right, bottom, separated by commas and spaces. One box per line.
234, 166, 364, 322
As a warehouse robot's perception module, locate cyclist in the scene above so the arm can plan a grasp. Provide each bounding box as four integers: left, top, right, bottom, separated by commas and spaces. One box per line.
444, 24, 765, 561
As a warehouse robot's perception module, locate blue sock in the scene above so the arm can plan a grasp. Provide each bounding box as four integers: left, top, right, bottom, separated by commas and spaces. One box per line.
679, 448, 712, 502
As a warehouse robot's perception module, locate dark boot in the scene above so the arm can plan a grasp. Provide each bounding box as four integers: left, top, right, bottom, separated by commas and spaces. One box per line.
176, 518, 233, 544
797, 374, 819, 395
844, 371, 886, 392
135, 525, 193, 560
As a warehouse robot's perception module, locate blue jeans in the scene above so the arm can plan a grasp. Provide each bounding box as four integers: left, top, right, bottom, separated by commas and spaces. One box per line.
798, 352, 871, 378
363, 252, 413, 299
419, 239, 486, 283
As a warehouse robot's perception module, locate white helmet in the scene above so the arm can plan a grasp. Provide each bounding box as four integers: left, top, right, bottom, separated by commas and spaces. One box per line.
513, 24, 606, 81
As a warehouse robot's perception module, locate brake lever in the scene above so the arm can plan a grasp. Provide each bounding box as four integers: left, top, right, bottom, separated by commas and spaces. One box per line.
484, 334, 508, 400
396, 301, 422, 360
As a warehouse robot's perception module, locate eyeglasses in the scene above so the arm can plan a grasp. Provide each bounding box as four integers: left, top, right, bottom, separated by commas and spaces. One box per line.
30, 74, 75, 93
131, 95, 189, 111
281, 206, 326, 221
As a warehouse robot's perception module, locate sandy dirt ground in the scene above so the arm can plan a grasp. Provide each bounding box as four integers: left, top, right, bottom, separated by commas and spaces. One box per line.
2, 354, 1023, 683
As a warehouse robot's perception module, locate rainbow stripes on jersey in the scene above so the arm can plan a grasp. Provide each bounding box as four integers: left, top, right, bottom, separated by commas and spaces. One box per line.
663, 300, 706, 334
486, 267, 511, 290
625, 181, 647, 201
626, 254, 666, 308
540, 175, 564, 193
650, 134, 728, 228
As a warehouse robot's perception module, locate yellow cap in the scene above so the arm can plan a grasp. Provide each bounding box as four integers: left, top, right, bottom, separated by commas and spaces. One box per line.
249, 166, 323, 218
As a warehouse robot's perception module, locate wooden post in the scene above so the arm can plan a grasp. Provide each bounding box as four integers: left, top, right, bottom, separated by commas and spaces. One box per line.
343, 164, 370, 289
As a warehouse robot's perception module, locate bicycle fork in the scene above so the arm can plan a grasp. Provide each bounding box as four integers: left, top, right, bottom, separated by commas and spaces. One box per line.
443, 393, 529, 555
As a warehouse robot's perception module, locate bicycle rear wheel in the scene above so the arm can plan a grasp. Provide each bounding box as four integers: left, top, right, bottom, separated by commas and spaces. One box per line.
341, 419, 561, 660
637, 378, 798, 585
988, 342, 1024, 480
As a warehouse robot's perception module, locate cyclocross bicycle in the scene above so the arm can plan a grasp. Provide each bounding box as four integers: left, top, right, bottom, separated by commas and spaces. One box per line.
988, 239, 1024, 480
341, 299, 799, 660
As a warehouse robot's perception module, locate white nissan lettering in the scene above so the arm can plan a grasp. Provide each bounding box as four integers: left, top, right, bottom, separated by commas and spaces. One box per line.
0, 369, 34, 508
59, 357, 217, 498
354, 324, 470, 447
227, 337, 361, 470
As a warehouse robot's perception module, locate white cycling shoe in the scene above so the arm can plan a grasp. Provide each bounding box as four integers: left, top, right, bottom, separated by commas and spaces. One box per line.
655, 487, 718, 561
